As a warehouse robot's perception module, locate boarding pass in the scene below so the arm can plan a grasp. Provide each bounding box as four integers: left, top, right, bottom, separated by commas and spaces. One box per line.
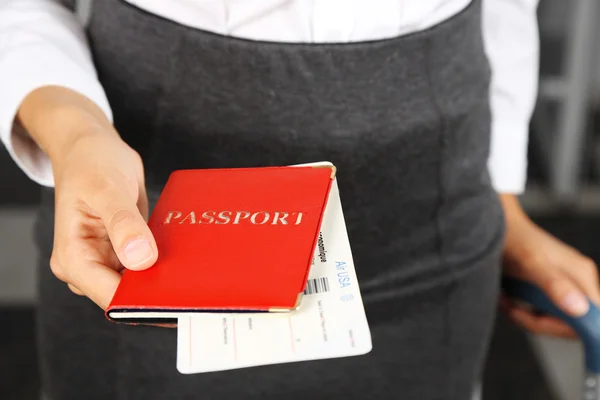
176, 179, 372, 374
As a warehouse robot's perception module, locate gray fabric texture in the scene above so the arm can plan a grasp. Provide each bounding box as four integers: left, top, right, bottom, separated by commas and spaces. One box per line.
34, 0, 506, 398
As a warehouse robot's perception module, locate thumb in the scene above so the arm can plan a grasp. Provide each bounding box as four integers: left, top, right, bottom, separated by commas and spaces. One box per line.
87, 182, 158, 271
521, 266, 590, 317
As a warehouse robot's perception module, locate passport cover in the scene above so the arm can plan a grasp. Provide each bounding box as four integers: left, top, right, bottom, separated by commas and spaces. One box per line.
106, 162, 335, 323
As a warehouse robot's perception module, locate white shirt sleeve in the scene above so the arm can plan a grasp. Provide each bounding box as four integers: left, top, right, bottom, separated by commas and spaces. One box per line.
482, 0, 540, 194
0, 0, 112, 187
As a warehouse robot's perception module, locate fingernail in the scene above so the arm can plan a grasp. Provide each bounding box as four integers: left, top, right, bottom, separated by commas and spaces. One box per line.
123, 238, 153, 268
562, 292, 589, 316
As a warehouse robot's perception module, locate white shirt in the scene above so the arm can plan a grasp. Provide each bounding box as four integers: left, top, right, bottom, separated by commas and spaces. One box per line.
0, 0, 539, 193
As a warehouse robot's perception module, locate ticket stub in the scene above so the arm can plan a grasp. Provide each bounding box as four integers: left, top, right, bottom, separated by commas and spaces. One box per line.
176, 179, 372, 374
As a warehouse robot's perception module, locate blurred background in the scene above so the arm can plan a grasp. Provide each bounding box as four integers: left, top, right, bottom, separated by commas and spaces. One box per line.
2, 0, 600, 399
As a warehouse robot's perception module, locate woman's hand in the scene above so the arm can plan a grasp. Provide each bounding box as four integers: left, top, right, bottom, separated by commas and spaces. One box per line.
18, 86, 158, 309
500, 195, 600, 338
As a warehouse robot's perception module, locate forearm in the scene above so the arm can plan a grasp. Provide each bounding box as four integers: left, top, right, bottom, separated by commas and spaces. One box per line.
499, 193, 541, 267
499, 194, 527, 223
17, 85, 118, 162
0, 0, 113, 187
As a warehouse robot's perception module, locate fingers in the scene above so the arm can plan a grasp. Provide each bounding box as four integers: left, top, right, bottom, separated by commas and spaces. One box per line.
51, 252, 122, 309
137, 181, 150, 222
68, 261, 122, 309
499, 295, 576, 338
68, 283, 84, 296
564, 257, 600, 306
47, 137, 153, 309
500, 210, 600, 339
85, 179, 157, 271
506, 306, 577, 339
512, 266, 590, 318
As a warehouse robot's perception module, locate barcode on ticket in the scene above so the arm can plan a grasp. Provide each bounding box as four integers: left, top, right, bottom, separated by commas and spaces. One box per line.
304, 277, 330, 295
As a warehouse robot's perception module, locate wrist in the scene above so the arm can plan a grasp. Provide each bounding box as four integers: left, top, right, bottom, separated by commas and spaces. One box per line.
499, 194, 528, 223
44, 106, 120, 163
17, 86, 119, 161
499, 193, 538, 264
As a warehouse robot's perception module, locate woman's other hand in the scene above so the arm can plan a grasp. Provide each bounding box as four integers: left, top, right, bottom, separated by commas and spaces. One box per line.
500, 195, 600, 338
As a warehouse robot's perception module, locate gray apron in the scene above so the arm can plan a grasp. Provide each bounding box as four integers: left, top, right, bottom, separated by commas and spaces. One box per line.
34, 0, 505, 398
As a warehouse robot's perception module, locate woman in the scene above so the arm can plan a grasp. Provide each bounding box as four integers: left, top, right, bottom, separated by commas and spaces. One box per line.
1, 0, 598, 399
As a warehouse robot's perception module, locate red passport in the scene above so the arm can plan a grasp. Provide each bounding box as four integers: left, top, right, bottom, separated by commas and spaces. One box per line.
106, 162, 335, 323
